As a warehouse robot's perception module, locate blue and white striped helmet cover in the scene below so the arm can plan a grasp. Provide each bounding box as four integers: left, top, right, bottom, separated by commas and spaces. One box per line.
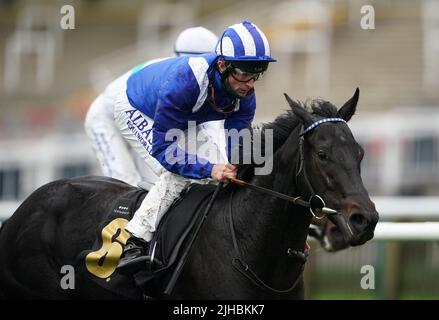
215, 21, 276, 62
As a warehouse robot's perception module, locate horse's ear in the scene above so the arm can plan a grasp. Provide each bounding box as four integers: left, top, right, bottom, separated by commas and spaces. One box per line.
337, 88, 359, 122
284, 93, 313, 126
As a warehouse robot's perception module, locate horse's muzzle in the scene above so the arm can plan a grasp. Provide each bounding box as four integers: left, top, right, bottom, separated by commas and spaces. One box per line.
349, 211, 379, 243
328, 210, 378, 247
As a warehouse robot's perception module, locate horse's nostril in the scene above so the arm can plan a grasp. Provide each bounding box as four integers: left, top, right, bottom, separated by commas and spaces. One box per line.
349, 213, 369, 232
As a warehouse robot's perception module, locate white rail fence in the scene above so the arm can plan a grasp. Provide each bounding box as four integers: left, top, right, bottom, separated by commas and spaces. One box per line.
1, 197, 439, 239
374, 222, 439, 240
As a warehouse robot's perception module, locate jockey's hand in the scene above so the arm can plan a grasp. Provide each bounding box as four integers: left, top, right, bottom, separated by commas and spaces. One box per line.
211, 163, 237, 183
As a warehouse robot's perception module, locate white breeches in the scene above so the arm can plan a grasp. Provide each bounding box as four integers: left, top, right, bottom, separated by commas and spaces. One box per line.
84, 72, 159, 186
114, 83, 227, 242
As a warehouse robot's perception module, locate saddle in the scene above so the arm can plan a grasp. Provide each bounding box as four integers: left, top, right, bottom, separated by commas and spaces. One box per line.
76, 183, 217, 299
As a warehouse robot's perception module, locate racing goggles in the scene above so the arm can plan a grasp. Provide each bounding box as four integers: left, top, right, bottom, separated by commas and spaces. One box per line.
229, 67, 262, 83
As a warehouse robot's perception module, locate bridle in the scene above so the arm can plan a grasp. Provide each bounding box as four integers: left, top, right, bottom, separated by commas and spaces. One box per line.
228, 117, 348, 293
296, 117, 347, 219
230, 118, 348, 218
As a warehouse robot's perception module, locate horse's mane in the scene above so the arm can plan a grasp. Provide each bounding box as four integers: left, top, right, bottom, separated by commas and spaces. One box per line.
259, 98, 338, 152
237, 98, 338, 179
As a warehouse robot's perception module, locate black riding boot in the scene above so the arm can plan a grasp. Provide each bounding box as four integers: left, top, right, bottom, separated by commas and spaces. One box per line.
116, 236, 150, 274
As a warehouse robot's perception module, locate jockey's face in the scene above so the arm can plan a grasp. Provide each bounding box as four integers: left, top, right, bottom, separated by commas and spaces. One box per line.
217, 60, 255, 98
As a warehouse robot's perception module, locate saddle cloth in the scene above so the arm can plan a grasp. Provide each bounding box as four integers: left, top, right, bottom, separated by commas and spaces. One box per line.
76, 183, 217, 299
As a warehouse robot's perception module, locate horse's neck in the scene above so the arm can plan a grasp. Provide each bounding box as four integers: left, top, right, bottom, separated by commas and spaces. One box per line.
232, 156, 310, 271
226, 127, 312, 289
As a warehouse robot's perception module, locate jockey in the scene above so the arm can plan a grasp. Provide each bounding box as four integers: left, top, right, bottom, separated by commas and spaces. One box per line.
116, 21, 276, 273
174, 26, 218, 55
84, 27, 219, 187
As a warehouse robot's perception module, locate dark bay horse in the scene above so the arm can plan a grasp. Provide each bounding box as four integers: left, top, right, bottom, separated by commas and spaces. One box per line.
0, 89, 378, 299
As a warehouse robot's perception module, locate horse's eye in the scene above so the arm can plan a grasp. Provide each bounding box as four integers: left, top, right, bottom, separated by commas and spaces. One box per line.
317, 151, 329, 161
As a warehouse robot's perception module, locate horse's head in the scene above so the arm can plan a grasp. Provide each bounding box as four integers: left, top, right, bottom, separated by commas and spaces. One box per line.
284, 88, 379, 251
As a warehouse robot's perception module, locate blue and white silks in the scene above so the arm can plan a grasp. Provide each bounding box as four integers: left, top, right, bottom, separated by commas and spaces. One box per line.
125, 53, 256, 179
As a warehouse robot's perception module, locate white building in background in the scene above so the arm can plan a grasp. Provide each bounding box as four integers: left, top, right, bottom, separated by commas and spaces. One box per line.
351, 107, 439, 196
0, 133, 99, 219
3, 4, 63, 95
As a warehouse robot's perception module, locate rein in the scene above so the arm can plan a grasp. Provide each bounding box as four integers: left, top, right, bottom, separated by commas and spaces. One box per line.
228, 188, 307, 293
229, 177, 338, 218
